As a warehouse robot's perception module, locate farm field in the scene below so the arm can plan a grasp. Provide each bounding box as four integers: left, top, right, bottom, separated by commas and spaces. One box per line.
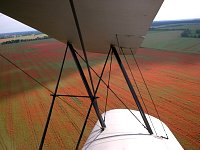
142, 30, 200, 54
0, 33, 47, 44
0, 38, 200, 149
142, 22, 200, 54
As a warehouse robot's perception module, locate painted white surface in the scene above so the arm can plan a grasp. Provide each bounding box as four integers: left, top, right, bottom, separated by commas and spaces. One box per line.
83, 109, 183, 150
0, 0, 163, 53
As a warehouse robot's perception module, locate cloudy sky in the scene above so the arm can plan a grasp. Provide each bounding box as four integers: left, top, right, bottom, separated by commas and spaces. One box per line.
0, 0, 200, 33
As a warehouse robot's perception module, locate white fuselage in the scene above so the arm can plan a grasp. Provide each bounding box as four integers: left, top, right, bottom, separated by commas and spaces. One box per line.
83, 109, 183, 150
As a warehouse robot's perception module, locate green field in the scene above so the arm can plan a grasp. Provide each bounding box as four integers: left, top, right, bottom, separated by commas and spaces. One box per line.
142, 23, 200, 54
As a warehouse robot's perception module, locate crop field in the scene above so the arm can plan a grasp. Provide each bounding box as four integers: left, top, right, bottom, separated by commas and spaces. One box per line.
154, 23, 200, 30
142, 23, 200, 54
0, 34, 47, 44
142, 31, 200, 54
0, 39, 200, 150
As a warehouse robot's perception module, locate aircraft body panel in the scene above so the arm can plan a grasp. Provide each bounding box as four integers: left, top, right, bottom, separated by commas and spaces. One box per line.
83, 109, 183, 150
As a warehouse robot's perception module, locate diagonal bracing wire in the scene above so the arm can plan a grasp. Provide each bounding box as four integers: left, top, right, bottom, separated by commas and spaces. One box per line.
103, 51, 113, 122
75, 47, 112, 149
0, 51, 98, 140
119, 47, 157, 136
74, 49, 147, 128
130, 49, 168, 139
69, 0, 95, 94
0, 46, 152, 148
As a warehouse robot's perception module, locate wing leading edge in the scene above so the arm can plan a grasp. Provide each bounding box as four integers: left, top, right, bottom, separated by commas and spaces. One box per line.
0, 0, 164, 53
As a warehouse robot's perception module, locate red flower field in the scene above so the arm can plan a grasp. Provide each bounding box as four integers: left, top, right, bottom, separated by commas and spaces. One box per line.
0, 39, 199, 149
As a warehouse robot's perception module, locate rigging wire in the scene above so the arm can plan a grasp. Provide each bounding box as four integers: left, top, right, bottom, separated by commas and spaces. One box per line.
84, 129, 102, 149
103, 52, 113, 122
75, 47, 112, 149
0, 53, 52, 94
0, 51, 84, 146
74, 50, 146, 128
0, 52, 99, 135
119, 47, 157, 136
69, 0, 95, 94
93, 47, 112, 98
114, 34, 147, 129
0, 46, 155, 147
130, 49, 168, 138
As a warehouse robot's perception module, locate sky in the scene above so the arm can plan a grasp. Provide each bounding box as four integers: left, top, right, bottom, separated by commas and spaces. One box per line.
0, 0, 200, 33
154, 0, 200, 21
0, 14, 36, 33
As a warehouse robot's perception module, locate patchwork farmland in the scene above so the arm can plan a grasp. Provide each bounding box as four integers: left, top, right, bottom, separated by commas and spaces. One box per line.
0, 19, 200, 150
0, 37, 200, 149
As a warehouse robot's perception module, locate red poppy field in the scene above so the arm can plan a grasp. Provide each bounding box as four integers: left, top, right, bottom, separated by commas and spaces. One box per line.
0, 39, 200, 149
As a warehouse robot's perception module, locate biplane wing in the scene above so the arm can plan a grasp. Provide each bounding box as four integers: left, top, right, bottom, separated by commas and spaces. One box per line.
0, 1, 185, 150
0, 0, 163, 53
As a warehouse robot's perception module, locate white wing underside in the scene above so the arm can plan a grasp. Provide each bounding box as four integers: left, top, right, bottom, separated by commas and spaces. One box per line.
0, 0, 163, 53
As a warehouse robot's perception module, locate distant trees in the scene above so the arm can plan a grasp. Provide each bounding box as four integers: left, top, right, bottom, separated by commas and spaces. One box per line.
196, 29, 200, 34
1, 36, 49, 45
181, 29, 191, 37
2, 39, 20, 44
181, 29, 200, 38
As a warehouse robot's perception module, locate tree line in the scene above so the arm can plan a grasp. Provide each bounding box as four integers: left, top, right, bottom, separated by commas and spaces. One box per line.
1, 36, 49, 45
181, 29, 200, 38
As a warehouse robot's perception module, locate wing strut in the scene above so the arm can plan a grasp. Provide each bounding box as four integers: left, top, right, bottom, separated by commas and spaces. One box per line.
39, 44, 69, 150
111, 45, 153, 135
39, 43, 154, 149
39, 43, 106, 150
